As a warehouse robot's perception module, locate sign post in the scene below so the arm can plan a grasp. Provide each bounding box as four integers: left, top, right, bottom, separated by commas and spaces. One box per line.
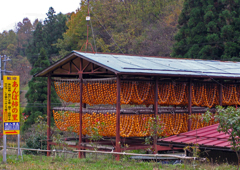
3, 75, 20, 163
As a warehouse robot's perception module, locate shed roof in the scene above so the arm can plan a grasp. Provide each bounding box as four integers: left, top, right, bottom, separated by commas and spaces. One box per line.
35, 51, 240, 79
158, 124, 231, 150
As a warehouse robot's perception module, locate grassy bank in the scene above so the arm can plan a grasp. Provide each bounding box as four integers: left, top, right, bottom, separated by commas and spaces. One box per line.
0, 154, 237, 170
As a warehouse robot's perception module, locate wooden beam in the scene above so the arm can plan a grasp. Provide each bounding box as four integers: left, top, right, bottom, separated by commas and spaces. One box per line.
50, 56, 78, 74
51, 66, 68, 74
91, 63, 94, 73
83, 61, 90, 72
116, 74, 121, 161
93, 66, 102, 72
69, 62, 72, 73
59, 67, 69, 72
154, 77, 158, 153
47, 74, 51, 156
188, 79, 192, 131
72, 61, 80, 71
78, 57, 84, 158
80, 58, 83, 71
88, 71, 110, 74
82, 102, 86, 158
78, 73, 83, 158
52, 72, 115, 76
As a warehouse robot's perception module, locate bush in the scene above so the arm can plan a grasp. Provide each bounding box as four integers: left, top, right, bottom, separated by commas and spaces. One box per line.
24, 133, 47, 155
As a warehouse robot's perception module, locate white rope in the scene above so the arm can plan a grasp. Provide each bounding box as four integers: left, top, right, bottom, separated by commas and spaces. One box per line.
0, 146, 201, 160
0, 146, 73, 154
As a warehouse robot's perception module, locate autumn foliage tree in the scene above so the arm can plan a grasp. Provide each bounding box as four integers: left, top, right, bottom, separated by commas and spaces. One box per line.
0, 29, 32, 85
56, 0, 183, 57
56, 1, 88, 57
16, 18, 34, 56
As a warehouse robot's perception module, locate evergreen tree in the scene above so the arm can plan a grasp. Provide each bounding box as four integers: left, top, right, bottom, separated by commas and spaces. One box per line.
23, 48, 60, 131
44, 7, 68, 58
220, 0, 240, 61
172, 0, 240, 61
26, 7, 68, 65
26, 22, 47, 66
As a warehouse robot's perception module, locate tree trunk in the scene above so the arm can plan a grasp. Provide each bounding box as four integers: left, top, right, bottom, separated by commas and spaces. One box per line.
236, 151, 239, 170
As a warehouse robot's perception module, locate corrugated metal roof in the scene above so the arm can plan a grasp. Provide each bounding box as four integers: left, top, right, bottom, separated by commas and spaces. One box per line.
74, 51, 240, 78
35, 50, 240, 78
158, 124, 231, 149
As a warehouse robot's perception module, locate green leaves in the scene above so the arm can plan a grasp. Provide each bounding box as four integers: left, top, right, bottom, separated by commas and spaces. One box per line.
23, 48, 61, 131
172, 0, 240, 61
203, 106, 240, 167
214, 106, 240, 166
27, 7, 68, 66
24, 133, 47, 155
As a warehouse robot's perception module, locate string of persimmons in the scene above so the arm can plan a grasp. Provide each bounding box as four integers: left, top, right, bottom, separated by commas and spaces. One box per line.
53, 110, 216, 137
54, 80, 240, 108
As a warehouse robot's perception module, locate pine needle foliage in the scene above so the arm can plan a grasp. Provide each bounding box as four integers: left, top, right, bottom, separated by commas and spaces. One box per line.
172, 0, 240, 61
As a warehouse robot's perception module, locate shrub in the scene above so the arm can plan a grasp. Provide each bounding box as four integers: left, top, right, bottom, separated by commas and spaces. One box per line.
24, 133, 47, 155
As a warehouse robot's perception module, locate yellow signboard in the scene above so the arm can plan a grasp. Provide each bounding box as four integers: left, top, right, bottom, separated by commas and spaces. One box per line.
3, 76, 20, 135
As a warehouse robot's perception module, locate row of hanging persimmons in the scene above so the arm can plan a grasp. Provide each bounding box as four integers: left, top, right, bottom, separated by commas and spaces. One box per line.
53, 110, 216, 137
54, 80, 240, 108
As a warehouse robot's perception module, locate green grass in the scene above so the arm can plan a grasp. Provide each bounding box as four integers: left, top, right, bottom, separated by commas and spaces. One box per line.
0, 154, 237, 170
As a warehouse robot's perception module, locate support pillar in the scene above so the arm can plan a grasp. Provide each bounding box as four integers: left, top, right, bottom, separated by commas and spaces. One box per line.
3, 135, 6, 163
47, 74, 51, 156
153, 77, 158, 153
78, 74, 83, 158
188, 79, 192, 131
83, 103, 86, 158
116, 75, 121, 161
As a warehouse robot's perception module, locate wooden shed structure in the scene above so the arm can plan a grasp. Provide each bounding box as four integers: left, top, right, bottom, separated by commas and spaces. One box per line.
35, 51, 240, 159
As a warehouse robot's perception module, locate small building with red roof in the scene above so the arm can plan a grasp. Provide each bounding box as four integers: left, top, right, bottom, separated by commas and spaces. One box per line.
158, 124, 238, 163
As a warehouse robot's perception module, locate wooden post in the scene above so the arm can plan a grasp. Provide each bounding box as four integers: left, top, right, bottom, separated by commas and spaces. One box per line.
116, 75, 121, 161
83, 103, 86, 158
188, 79, 192, 131
153, 77, 158, 153
47, 74, 51, 156
78, 74, 83, 158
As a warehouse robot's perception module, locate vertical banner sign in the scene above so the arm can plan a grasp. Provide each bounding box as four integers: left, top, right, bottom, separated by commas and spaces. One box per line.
3, 75, 20, 135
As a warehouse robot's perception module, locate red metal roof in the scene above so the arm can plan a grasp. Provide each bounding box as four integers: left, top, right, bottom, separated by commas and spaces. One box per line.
158, 124, 231, 148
